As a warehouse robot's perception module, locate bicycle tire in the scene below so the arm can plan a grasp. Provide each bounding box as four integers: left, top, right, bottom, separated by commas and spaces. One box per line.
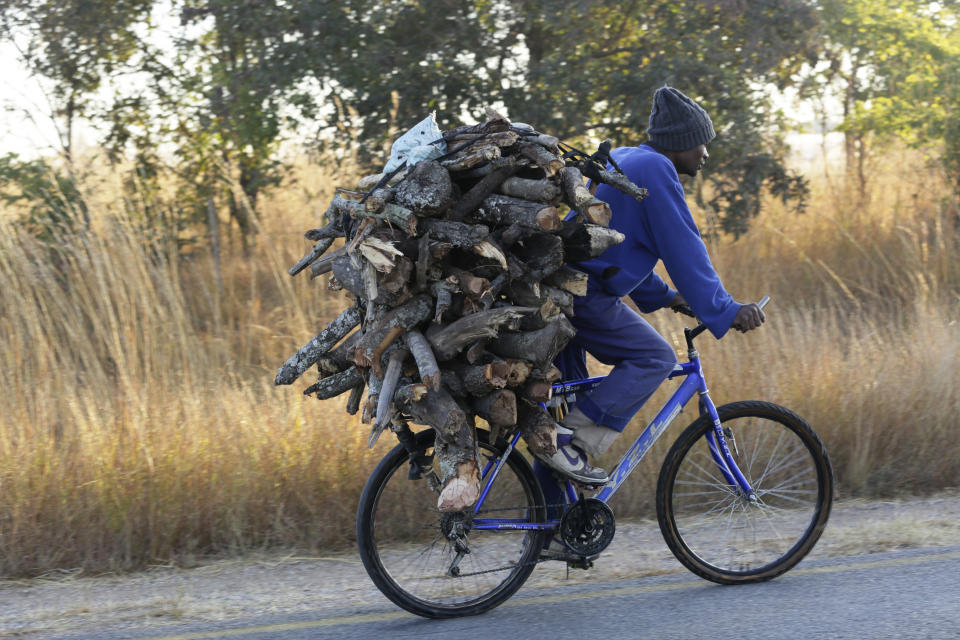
656, 400, 833, 584
357, 429, 547, 618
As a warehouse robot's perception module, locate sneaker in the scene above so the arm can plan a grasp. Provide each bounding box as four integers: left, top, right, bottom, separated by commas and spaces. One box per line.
534, 426, 609, 484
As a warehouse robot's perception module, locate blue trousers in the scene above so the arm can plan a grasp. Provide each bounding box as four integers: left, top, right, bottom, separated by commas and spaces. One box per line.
554, 284, 678, 432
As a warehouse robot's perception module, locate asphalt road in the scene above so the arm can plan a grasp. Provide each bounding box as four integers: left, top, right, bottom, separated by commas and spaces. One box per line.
50, 546, 960, 640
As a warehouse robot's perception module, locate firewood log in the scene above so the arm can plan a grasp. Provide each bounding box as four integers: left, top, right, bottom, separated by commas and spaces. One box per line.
289, 237, 335, 276
309, 246, 348, 278
330, 194, 418, 236
426, 306, 535, 361
560, 166, 593, 209
420, 219, 489, 247
395, 384, 467, 438
303, 366, 365, 400
496, 176, 562, 204
405, 330, 441, 391
488, 315, 576, 367
442, 117, 511, 140
275, 305, 363, 385
543, 265, 589, 297
304, 221, 343, 242
447, 361, 509, 396
594, 167, 648, 203
449, 157, 520, 221
473, 389, 517, 444
440, 143, 501, 171
517, 141, 564, 177
517, 400, 557, 455
557, 222, 626, 262
446, 130, 519, 147
370, 349, 409, 447
352, 295, 433, 372
393, 160, 455, 216
471, 194, 563, 232
577, 197, 613, 227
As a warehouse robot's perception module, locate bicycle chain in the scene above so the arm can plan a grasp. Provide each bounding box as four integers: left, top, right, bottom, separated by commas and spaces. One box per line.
449, 503, 577, 579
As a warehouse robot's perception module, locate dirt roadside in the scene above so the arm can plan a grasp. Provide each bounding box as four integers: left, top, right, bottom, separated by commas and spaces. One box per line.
2, 491, 959, 638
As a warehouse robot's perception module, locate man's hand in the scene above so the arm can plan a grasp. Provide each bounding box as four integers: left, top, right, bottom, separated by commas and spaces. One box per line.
669, 293, 695, 317
732, 303, 765, 333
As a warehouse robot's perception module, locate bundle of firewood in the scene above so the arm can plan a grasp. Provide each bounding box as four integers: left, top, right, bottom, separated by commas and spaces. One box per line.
275, 111, 646, 511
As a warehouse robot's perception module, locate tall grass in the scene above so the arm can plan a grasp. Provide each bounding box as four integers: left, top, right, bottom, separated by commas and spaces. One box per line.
1, 152, 958, 576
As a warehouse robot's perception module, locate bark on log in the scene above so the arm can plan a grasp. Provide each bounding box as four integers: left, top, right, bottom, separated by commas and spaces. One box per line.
370, 349, 409, 446
309, 246, 348, 278
595, 167, 648, 203
518, 400, 558, 455
396, 384, 467, 437
509, 232, 565, 280
488, 315, 576, 367
560, 166, 593, 209
578, 197, 613, 227
357, 169, 408, 191
420, 219, 490, 247
317, 330, 363, 377
517, 141, 564, 177
393, 160, 454, 216
448, 361, 508, 396
303, 366, 365, 400
426, 306, 536, 361
471, 194, 563, 232
442, 118, 511, 140
440, 143, 501, 171
352, 295, 433, 370
363, 370, 383, 424
473, 388, 517, 446
331, 194, 418, 236
364, 188, 394, 214
543, 265, 589, 297
497, 176, 561, 204
449, 157, 520, 221
275, 305, 363, 385
304, 221, 343, 242
447, 130, 519, 147
405, 330, 441, 391
289, 237, 335, 276
430, 276, 459, 322
557, 222, 626, 262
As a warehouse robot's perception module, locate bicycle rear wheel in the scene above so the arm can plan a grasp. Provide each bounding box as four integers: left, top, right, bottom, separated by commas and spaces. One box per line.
357, 429, 547, 618
656, 401, 833, 584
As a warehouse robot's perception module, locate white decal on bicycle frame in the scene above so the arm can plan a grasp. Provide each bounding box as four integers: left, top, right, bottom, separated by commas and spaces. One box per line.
607, 402, 684, 491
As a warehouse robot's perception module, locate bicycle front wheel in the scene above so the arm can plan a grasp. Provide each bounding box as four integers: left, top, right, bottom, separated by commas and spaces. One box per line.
357, 429, 547, 618
656, 401, 833, 584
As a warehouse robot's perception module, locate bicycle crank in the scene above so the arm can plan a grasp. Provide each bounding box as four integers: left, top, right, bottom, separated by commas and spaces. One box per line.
559, 497, 616, 557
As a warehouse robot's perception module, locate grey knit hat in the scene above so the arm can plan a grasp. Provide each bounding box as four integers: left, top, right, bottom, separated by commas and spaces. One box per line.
646, 86, 715, 151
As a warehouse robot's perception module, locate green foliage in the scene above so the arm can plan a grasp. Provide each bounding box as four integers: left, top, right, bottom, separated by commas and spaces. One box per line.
301, 0, 818, 235
802, 0, 960, 190
0, 153, 88, 241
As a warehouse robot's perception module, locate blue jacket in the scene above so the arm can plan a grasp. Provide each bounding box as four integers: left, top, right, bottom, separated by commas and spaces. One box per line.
577, 144, 741, 338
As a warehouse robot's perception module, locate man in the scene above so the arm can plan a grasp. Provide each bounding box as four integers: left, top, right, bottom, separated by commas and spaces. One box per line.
536, 86, 765, 484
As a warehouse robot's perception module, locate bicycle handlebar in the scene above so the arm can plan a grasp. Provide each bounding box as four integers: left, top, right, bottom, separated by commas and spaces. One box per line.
684, 296, 771, 348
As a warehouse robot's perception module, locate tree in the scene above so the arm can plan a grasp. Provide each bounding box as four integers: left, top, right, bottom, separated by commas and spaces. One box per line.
799, 0, 960, 196
305, 0, 820, 235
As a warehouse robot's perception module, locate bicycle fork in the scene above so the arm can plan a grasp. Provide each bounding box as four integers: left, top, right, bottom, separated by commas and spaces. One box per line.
698, 392, 756, 500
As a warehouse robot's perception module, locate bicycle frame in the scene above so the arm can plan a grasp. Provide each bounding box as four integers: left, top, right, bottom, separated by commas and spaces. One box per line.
471, 349, 756, 532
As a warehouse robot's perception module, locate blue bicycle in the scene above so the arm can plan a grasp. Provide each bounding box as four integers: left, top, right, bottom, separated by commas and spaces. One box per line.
356, 297, 834, 618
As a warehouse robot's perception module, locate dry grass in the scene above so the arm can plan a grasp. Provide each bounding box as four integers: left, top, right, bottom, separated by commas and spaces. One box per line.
1, 150, 958, 576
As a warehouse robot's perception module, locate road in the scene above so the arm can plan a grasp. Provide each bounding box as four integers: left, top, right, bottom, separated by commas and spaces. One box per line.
45, 545, 960, 640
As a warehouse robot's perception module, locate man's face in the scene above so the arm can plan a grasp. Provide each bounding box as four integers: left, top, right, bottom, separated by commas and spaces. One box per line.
673, 144, 709, 177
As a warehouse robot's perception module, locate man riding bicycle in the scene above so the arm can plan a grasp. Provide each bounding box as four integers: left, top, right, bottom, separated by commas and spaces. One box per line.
536, 86, 766, 484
